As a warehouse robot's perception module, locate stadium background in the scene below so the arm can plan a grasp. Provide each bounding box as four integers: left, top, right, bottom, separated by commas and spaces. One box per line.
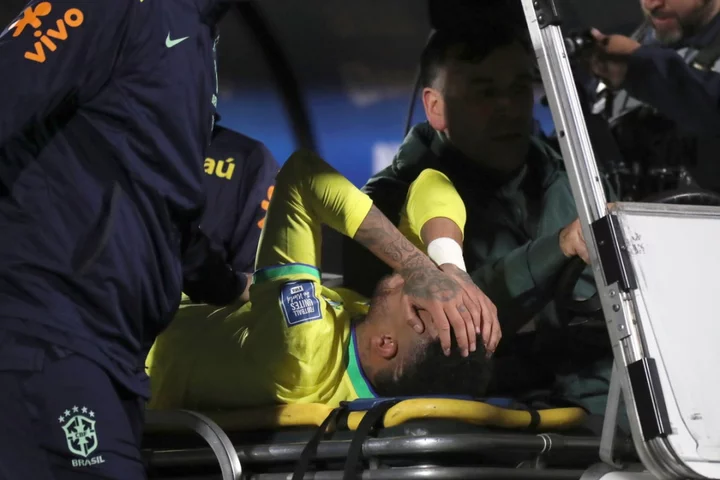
0, 1, 642, 272
0, 0, 642, 187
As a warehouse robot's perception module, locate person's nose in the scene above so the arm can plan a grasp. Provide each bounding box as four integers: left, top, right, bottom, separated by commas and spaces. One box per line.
642, 0, 664, 13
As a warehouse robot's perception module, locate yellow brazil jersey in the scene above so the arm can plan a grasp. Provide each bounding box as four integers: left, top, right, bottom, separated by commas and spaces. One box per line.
397, 168, 467, 252
147, 149, 381, 411
146, 264, 378, 411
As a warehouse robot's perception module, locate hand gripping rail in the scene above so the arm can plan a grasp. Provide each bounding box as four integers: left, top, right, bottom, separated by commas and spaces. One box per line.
144, 409, 242, 480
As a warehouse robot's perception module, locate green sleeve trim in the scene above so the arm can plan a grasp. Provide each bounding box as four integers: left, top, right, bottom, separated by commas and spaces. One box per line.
253, 263, 321, 285
346, 326, 377, 399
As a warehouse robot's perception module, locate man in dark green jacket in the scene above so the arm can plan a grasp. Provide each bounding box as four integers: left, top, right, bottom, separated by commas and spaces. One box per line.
343, 23, 613, 416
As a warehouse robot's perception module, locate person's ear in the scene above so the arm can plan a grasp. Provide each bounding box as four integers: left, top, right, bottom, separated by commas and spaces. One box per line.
422, 87, 447, 132
371, 334, 399, 360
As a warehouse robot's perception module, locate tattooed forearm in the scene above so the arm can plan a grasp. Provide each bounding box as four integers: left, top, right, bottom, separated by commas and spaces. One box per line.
354, 205, 422, 270
354, 205, 459, 301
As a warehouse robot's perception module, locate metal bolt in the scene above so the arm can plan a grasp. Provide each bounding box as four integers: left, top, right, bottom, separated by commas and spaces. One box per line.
612, 304, 620, 312
609, 290, 616, 297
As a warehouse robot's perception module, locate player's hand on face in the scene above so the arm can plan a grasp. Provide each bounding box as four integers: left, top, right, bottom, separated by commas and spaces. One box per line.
400, 266, 479, 358
438, 264, 501, 355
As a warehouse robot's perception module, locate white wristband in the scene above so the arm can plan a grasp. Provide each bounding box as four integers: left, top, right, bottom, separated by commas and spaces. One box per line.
427, 237, 466, 272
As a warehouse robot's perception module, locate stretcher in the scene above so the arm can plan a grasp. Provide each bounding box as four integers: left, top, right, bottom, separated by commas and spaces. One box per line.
143, 397, 639, 479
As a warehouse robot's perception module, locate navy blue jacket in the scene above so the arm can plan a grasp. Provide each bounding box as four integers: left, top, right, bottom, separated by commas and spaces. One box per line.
0, 0, 224, 397
601, 14, 720, 191
623, 15, 720, 135
182, 125, 279, 305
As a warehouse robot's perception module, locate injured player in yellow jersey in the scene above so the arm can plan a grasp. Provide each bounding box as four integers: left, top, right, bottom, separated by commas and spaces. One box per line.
146, 151, 500, 411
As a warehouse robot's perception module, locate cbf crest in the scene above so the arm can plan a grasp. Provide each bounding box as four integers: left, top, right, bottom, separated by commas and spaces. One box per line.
59, 406, 98, 458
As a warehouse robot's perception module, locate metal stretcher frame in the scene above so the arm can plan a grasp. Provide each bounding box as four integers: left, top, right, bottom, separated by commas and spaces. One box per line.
144, 409, 242, 479
143, 399, 637, 479
144, 429, 625, 479
520, 1, 720, 479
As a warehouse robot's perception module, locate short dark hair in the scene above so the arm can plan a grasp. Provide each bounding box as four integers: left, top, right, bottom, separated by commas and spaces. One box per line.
372, 334, 493, 398
420, 23, 532, 89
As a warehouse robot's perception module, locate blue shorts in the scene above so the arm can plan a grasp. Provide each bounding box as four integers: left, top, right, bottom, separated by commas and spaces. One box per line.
0, 330, 146, 479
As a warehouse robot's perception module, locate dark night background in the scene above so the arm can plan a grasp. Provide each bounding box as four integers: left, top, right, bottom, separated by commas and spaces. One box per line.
0, 0, 643, 273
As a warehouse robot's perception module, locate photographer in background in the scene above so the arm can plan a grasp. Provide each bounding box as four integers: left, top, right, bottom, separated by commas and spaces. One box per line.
587, 0, 720, 194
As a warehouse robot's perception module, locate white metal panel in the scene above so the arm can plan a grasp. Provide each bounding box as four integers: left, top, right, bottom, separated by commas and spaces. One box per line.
615, 202, 720, 478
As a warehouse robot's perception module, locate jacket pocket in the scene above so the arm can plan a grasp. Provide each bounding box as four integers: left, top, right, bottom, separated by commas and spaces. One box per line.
0, 331, 46, 373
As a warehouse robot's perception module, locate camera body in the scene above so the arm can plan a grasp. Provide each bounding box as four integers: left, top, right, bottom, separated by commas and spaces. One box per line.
565, 29, 595, 57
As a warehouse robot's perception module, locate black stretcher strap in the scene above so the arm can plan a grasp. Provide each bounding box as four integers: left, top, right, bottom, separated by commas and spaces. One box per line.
527, 409, 542, 430
342, 400, 400, 480
292, 405, 347, 480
